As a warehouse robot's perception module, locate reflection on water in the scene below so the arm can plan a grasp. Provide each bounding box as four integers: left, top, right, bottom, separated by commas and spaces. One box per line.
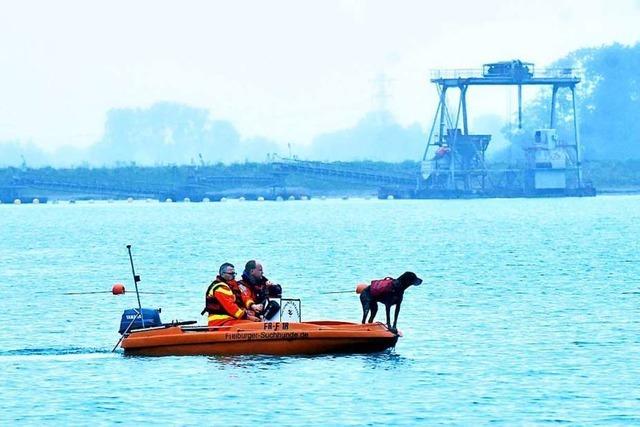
0, 346, 111, 356
360, 350, 410, 370
0, 353, 116, 362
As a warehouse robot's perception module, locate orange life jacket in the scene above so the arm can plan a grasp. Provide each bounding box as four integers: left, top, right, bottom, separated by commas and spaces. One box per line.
201, 277, 243, 316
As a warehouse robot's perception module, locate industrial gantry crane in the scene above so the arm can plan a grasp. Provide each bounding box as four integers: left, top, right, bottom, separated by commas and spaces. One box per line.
418, 60, 593, 198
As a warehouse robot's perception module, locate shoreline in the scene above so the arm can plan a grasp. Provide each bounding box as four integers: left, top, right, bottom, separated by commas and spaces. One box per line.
2, 190, 639, 205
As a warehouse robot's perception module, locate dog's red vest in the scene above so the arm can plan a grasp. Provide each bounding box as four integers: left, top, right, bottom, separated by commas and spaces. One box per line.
370, 277, 394, 299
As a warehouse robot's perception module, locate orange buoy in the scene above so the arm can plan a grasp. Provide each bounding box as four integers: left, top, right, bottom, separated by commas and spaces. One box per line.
112, 283, 126, 295
355, 283, 368, 294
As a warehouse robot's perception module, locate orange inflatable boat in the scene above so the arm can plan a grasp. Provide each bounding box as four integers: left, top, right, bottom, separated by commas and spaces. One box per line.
120, 320, 400, 356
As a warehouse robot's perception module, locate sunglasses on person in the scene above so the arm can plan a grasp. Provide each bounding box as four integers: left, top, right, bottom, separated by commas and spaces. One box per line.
224, 271, 236, 276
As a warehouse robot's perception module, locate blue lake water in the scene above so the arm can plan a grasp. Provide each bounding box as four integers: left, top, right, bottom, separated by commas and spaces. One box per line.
1, 196, 639, 425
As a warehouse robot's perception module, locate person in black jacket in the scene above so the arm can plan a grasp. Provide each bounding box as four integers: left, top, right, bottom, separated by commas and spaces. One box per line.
237, 260, 282, 320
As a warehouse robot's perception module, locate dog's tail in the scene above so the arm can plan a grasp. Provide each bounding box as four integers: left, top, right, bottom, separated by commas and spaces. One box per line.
355, 283, 368, 294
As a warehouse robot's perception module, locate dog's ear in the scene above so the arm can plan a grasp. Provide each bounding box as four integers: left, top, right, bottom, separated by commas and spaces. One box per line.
399, 271, 421, 286
401, 271, 415, 280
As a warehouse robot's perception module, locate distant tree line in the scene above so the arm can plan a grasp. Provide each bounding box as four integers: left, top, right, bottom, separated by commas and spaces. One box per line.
504, 43, 640, 160
0, 106, 425, 168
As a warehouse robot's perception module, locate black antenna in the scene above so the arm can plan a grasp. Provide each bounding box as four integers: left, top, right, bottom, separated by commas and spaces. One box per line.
126, 244, 144, 327
112, 245, 144, 352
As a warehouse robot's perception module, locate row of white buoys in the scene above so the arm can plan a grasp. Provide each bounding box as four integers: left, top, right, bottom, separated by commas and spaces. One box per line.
1, 195, 388, 205
9, 198, 42, 204
183, 195, 315, 202
1, 198, 43, 204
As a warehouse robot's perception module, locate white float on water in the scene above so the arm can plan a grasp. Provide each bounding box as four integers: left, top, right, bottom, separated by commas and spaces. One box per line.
387, 195, 395, 200
127, 197, 134, 203
257, 196, 265, 201
238, 196, 245, 202
276, 196, 284, 201
288, 195, 296, 201
202, 197, 210, 203
32, 198, 40, 204
183, 197, 191, 203
14, 199, 21, 205
300, 195, 309, 201
165, 198, 173, 203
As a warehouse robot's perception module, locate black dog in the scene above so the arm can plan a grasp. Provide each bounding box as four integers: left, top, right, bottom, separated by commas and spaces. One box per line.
358, 271, 422, 332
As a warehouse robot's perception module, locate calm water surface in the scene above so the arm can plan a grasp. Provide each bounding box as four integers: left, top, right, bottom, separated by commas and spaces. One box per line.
1, 196, 639, 425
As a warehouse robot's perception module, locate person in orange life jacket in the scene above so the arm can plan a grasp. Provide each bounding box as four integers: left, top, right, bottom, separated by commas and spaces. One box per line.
202, 262, 260, 326
237, 260, 282, 320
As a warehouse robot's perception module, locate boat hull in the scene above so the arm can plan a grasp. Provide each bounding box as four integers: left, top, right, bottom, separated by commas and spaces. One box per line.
121, 321, 399, 356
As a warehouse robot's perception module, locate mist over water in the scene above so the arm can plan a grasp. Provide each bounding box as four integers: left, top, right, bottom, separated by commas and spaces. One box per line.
1, 197, 639, 424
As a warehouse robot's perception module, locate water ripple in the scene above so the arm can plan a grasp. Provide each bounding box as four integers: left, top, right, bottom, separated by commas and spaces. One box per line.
1, 197, 640, 424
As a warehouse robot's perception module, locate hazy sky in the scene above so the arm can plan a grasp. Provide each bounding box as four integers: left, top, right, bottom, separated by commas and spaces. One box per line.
1, 0, 639, 151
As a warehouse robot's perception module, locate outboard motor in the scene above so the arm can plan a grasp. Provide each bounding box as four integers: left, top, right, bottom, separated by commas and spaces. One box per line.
118, 308, 162, 334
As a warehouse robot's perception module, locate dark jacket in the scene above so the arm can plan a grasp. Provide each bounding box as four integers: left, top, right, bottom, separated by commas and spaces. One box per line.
238, 271, 282, 306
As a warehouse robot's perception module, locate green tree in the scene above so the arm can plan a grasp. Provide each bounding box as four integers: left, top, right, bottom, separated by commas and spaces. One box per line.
507, 43, 640, 160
